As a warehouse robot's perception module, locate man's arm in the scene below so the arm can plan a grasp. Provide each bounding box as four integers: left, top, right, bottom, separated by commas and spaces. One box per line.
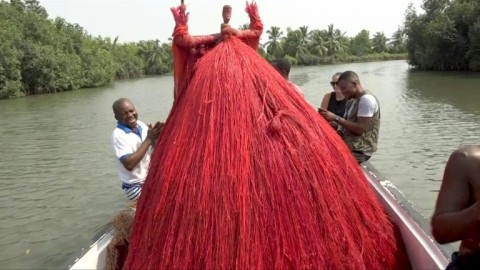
120, 138, 153, 171
114, 123, 162, 171
337, 117, 371, 136
431, 149, 480, 244
338, 94, 377, 136
320, 94, 376, 135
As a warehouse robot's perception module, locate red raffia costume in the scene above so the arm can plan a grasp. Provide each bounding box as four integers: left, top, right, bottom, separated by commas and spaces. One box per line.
124, 2, 410, 269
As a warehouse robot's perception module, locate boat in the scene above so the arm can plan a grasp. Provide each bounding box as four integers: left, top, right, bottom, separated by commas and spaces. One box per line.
66, 161, 455, 269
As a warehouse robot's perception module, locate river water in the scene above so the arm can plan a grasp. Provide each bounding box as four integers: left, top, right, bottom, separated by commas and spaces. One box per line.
0, 60, 479, 269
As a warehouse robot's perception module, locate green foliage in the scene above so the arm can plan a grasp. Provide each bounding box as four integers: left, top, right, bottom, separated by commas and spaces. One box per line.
350, 30, 372, 56
113, 43, 144, 79
265, 26, 284, 58
388, 28, 407, 54
0, 1, 24, 98
137, 40, 170, 75
372, 32, 388, 53
239, 23, 250, 30
262, 24, 403, 66
0, 0, 172, 99
468, 20, 480, 71
79, 39, 116, 87
404, 0, 480, 71
284, 55, 298, 66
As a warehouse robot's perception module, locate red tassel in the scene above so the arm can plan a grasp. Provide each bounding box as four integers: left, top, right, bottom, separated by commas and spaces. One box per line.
123, 35, 409, 269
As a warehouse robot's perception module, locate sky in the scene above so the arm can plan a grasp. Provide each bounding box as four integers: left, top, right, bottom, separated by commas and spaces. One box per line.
38, 0, 424, 44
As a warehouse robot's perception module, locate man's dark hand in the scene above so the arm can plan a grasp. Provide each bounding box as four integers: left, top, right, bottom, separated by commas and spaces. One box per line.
319, 108, 336, 122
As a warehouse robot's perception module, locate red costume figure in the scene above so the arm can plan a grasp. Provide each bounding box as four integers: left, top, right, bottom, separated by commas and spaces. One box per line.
124, 2, 409, 269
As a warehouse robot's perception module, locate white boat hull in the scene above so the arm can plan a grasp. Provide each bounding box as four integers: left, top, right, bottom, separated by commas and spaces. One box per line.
69, 229, 113, 270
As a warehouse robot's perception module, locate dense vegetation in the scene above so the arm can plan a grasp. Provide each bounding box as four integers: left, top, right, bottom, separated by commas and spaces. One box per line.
0, 0, 172, 99
0, 0, 407, 99
404, 0, 480, 71
258, 24, 406, 66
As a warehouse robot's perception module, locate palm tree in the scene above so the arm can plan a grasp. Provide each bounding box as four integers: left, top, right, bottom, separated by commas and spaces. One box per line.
264, 26, 284, 57
388, 28, 406, 53
350, 30, 372, 56
323, 24, 348, 56
298, 25, 311, 45
308, 30, 328, 56
113, 36, 119, 46
138, 40, 168, 74
372, 32, 389, 53
282, 27, 310, 61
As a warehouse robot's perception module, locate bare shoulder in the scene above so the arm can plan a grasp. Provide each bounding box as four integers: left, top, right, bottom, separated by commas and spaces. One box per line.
450, 146, 480, 163
453, 145, 480, 155
320, 92, 331, 108
445, 146, 480, 191
321, 92, 332, 103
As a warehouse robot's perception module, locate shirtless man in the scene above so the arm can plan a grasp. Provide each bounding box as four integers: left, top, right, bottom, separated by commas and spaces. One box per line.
432, 146, 480, 269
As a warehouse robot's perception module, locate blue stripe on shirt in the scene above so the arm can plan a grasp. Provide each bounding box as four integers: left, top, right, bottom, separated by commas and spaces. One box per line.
119, 154, 131, 162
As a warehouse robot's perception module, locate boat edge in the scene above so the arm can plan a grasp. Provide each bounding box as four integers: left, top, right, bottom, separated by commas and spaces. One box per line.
362, 161, 455, 261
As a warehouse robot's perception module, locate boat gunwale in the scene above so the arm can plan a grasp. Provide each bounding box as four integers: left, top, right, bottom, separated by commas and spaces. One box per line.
361, 161, 455, 261
63, 223, 113, 269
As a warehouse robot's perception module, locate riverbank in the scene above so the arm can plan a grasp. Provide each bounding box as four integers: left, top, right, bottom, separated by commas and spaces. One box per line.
0, 56, 406, 101
303, 53, 408, 65
282, 53, 407, 66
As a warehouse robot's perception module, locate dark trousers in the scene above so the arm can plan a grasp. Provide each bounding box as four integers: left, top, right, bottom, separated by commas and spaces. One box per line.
446, 252, 480, 270
351, 150, 371, 164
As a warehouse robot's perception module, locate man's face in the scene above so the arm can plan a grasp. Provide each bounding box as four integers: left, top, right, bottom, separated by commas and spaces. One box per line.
338, 79, 357, 99
115, 101, 138, 128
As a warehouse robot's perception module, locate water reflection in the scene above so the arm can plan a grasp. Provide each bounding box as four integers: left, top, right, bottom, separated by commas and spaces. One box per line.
289, 71, 310, 87
405, 70, 480, 116
373, 67, 480, 219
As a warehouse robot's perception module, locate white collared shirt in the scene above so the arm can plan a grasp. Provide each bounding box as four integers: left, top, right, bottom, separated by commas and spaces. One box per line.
111, 120, 150, 185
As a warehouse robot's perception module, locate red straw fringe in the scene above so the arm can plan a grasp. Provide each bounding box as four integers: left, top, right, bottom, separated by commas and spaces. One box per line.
124, 37, 409, 269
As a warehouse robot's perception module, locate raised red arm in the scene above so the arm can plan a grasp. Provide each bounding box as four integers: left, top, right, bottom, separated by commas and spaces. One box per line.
171, 3, 220, 101
236, 2, 263, 50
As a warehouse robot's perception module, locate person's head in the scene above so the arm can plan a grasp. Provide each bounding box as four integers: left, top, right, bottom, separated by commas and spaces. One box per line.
271, 58, 291, 80
337, 71, 362, 99
330, 72, 343, 93
112, 98, 138, 128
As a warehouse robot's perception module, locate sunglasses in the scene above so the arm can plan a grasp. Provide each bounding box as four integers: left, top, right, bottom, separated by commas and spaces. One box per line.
330, 81, 338, 87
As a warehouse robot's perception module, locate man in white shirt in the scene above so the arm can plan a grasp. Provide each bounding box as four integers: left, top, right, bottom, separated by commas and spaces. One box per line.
319, 71, 380, 163
111, 98, 163, 201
